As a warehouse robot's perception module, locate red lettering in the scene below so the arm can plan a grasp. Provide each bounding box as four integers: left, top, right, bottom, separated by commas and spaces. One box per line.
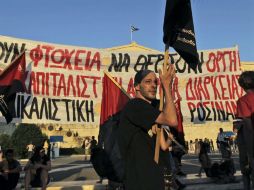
206, 52, 216, 72
90, 76, 101, 98
57, 74, 67, 96
50, 72, 60, 96
41, 45, 54, 68
231, 74, 242, 99
67, 75, 76, 97
45, 72, 49, 96
89, 52, 101, 71
218, 75, 228, 100
36, 72, 46, 95
76, 75, 81, 97
210, 76, 221, 100
74, 50, 86, 70
172, 77, 181, 100
51, 49, 65, 67
63, 49, 75, 70
229, 51, 237, 72
80, 76, 90, 98
203, 76, 211, 99
197, 77, 209, 100
226, 75, 232, 99
127, 78, 136, 97
85, 51, 92, 70
27, 71, 38, 94
186, 78, 196, 100
216, 51, 227, 72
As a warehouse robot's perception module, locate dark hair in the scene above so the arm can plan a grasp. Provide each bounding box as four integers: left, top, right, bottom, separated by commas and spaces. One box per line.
134, 70, 153, 87
5, 149, 14, 156
238, 71, 254, 90
30, 146, 46, 163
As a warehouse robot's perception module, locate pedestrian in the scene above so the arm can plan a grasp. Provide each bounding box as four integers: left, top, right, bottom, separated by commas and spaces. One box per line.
83, 137, 91, 161
90, 136, 98, 151
235, 71, 254, 190
196, 142, 211, 177
43, 140, 49, 156
185, 141, 189, 154
216, 128, 229, 159
171, 127, 186, 176
1, 149, 22, 190
210, 139, 215, 153
204, 138, 211, 153
189, 140, 194, 153
27, 142, 35, 159
24, 146, 51, 190
51, 143, 55, 160
159, 127, 186, 189
194, 139, 199, 155
117, 67, 178, 190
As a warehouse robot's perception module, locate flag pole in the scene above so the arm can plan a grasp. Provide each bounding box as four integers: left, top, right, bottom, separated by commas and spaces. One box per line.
130, 25, 133, 42
154, 45, 169, 163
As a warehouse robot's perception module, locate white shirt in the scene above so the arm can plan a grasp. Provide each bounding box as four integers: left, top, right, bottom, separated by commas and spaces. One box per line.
217, 132, 226, 142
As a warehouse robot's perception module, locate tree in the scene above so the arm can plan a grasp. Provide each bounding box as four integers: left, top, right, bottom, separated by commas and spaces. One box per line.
11, 124, 46, 158
0, 134, 12, 151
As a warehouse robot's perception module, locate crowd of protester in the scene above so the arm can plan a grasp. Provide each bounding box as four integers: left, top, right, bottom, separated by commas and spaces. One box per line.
186, 136, 238, 155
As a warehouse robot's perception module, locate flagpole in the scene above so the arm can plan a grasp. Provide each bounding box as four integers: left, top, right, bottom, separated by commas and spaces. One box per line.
154, 45, 169, 163
130, 26, 133, 42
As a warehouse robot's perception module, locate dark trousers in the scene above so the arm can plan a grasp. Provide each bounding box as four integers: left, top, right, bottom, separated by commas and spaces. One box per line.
6, 173, 20, 190
237, 125, 254, 190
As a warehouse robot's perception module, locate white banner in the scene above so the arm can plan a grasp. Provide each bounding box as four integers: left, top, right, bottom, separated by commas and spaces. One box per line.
0, 35, 243, 127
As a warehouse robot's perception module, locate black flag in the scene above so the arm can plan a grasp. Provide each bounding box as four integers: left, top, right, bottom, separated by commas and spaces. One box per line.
163, 0, 199, 70
0, 51, 26, 124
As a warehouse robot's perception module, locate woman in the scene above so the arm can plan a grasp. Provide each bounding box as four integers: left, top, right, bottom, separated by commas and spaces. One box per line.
24, 146, 51, 190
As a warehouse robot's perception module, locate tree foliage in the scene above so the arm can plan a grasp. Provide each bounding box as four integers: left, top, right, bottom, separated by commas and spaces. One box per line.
0, 134, 12, 151
11, 124, 47, 158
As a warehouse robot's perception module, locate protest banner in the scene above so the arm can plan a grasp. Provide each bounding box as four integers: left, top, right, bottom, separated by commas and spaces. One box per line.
0, 35, 242, 128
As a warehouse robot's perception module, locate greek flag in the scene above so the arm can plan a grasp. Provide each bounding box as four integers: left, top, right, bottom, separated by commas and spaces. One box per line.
131, 26, 139, 32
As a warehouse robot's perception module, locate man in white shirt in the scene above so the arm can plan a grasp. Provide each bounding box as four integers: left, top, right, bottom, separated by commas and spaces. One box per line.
217, 128, 229, 159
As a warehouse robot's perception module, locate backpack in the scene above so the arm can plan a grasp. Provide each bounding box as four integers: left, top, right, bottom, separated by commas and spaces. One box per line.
90, 112, 125, 183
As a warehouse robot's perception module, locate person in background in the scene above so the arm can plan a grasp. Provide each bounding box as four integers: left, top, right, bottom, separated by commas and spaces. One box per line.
185, 141, 189, 154
189, 140, 194, 153
51, 143, 56, 160
24, 146, 51, 190
194, 139, 199, 155
171, 127, 187, 177
217, 128, 228, 158
27, 142, 35, 159
83, 137, 91, 161
235, 71, 254, 190
43, 140, 49, 156
196, 142, 211, 177
204, 138, 211, 153
159, 126, 186, 190
90, 136, 98, 151
210, 139, 215, 153
1, 149, 22, 190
